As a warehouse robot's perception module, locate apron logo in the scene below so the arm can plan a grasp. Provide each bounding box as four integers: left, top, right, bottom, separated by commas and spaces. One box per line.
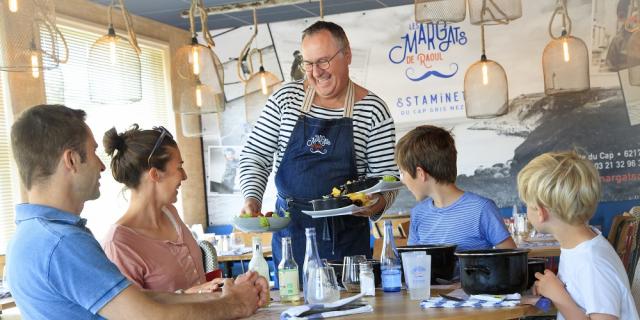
306, 135, 331, 154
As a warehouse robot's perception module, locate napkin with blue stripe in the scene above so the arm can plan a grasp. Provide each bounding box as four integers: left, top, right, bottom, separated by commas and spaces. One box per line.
280, 293, 373, 320
421, 291, 521, 309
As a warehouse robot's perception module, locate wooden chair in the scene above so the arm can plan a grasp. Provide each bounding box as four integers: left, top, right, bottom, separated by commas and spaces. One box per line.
372, 237, 408, 260
608, 213, 640, 282
372, 218, 410, 239
399, 220, 410, 239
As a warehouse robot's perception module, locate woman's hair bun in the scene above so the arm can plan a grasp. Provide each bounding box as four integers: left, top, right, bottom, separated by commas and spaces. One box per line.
103, 127, 126, 156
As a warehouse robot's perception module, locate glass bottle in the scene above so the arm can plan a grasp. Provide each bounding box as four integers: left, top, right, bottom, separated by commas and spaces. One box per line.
278, 237, 300, 302
359, 262, 375, 296
380, 220, 402, 292
302, 227, 323, 303
248, 236, 270, 304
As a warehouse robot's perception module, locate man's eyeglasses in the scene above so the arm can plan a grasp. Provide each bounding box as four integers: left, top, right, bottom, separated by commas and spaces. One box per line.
301, 48, 343, 71
147, 126, 173, 168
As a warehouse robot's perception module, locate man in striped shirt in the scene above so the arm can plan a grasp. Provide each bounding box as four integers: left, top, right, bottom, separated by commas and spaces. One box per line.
239, 21, 399, 283
395, 125, 516, 251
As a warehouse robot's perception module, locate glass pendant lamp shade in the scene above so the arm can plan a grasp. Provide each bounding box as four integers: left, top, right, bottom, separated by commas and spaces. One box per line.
414, 0, 466, 23
542, 35, 590, 95
468, 0, 522, 25
174, 38, 225, 94
88, 27, 142, 103
464, 57, 509, 118
244, 67, 282, 124
179, 77, 225, 116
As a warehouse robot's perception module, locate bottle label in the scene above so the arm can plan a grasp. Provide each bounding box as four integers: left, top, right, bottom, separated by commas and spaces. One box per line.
381, 268, 402, 290
278, 269, 300, 297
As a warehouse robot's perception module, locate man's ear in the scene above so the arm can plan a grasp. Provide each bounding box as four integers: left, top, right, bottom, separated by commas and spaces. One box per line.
415, 167, 428, 182
61, 149, 80, 173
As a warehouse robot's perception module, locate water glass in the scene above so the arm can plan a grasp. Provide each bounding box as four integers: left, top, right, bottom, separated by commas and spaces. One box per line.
307, 266, 340, 304
342, 255, 366, 292
401, 251, 431, 300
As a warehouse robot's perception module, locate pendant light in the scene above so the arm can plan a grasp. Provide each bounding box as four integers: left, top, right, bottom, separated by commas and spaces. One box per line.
542, 0, 589, 95
0, 0, 68, 77
175, 0, 225, 113
414, 0, 466, 23
464, 25, 508, 119
468, 0, 522, 25
87, 0, 142, 104
627, 0, 640, 86
239, 9, 282, 125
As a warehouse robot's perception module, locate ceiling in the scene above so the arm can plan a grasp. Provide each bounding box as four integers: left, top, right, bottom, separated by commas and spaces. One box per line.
89, 0, 413, 31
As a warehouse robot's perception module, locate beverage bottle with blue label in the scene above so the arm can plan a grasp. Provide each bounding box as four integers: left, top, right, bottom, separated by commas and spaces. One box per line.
380, 220, 402, 292
278, 237, 300, 302
302, 227, 323, 303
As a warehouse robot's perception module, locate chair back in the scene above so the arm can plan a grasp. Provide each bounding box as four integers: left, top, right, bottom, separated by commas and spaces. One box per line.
198, 240, 219, 273
608, 214, 640, 282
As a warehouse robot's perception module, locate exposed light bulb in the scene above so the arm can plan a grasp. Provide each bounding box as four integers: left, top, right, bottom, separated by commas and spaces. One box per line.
8, 0, 18, 12
260, 72, 269, 95
482, 62, 488, 85
562, 38, 570, 62
109, 36, 117, 65
31, 51, 39, 79
192, 46, 200, 76
195, 85, 203, 107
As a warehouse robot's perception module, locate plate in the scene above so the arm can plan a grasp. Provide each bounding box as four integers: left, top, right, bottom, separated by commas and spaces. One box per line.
232, 216, 291, 233
301, 197, 379, 218
360, 180, 405, 194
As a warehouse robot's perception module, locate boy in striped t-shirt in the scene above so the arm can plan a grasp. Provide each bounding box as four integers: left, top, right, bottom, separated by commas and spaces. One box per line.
395, 125, 516, 251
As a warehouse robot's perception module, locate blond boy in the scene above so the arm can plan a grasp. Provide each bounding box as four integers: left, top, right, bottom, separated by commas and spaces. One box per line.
517, 151, 638, 320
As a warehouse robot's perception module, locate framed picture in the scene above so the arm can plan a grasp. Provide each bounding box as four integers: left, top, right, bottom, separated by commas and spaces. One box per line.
207, 146, 242, 195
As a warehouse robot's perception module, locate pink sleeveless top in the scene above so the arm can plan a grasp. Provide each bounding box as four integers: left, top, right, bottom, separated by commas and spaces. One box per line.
102, 207, 205, 292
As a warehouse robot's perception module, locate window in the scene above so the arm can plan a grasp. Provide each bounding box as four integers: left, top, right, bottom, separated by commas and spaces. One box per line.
43, 20, 178, 241
0, 69, 18, 255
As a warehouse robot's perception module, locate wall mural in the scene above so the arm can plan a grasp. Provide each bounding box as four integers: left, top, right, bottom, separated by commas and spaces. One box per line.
203, 0, 640, 225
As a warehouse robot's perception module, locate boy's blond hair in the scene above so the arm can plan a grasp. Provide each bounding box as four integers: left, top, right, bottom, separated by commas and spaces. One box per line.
517, 151, 601, 225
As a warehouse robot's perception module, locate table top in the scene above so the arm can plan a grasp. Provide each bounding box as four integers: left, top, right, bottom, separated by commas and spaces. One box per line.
253, 288, 545, 320
217, 247, 273, 262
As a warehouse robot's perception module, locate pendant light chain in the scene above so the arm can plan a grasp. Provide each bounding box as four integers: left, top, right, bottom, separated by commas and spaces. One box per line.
548, 0, 572, 39
481, 25, 486, 59
480, 0, 511, 25
320, 0, 324, 20
236, 8, 259, 84
107, 0, 141, 54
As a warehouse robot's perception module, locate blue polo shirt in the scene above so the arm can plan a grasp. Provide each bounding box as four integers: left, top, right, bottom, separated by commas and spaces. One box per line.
7, 204, 131, 319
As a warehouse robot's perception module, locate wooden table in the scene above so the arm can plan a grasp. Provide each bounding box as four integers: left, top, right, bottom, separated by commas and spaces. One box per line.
527, 245, 560, 258
254, 289, 546, 320
217, 247, 273, 277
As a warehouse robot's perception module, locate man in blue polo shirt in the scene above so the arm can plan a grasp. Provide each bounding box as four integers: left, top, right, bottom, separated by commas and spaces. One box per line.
7, 104, 268, 319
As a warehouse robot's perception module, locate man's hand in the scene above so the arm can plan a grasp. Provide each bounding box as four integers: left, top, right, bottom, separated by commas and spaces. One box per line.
235, 271, 270, 307
221, 277, 260, 317
352, 193, 386, 218
241, 198, 262, 217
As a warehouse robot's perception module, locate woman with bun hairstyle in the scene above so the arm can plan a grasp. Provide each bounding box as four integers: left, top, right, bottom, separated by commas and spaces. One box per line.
102, 125, 221, 294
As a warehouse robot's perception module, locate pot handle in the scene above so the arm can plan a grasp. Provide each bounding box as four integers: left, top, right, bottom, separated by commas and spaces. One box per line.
464, 265, 491, 275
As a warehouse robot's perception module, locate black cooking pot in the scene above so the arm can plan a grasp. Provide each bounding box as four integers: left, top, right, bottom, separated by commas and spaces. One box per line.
527, 258, 546, 289
455, 249, 529, 295
327, 259, 382, 288
397, 244, 457, 284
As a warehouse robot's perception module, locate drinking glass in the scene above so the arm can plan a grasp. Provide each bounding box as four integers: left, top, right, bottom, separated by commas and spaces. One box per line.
342, 255, 366, 292
307, 266, 340, 304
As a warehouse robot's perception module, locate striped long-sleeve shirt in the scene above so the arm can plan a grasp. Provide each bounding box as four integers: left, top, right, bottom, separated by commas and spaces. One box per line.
239, 81, 399, 216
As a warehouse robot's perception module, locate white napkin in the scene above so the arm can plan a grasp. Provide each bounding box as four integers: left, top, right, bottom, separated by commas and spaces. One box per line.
280, 293, 373, 320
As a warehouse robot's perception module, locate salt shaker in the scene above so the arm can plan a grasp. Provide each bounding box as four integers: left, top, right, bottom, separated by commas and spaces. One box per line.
359, 262, 375, 296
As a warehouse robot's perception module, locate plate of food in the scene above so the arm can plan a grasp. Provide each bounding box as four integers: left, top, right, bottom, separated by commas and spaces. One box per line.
302, 193, 379, 218
233, 212, 291, 233
331, 175, 404, 196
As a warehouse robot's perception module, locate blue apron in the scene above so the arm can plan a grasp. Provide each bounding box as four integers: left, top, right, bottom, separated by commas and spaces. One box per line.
272, 81, 371, 285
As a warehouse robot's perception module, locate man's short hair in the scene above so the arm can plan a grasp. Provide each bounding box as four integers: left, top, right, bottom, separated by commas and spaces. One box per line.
395, 125, 457, 183
517, 151, 601, 225
302, 20, 349, 49
11, 104, 88, 189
